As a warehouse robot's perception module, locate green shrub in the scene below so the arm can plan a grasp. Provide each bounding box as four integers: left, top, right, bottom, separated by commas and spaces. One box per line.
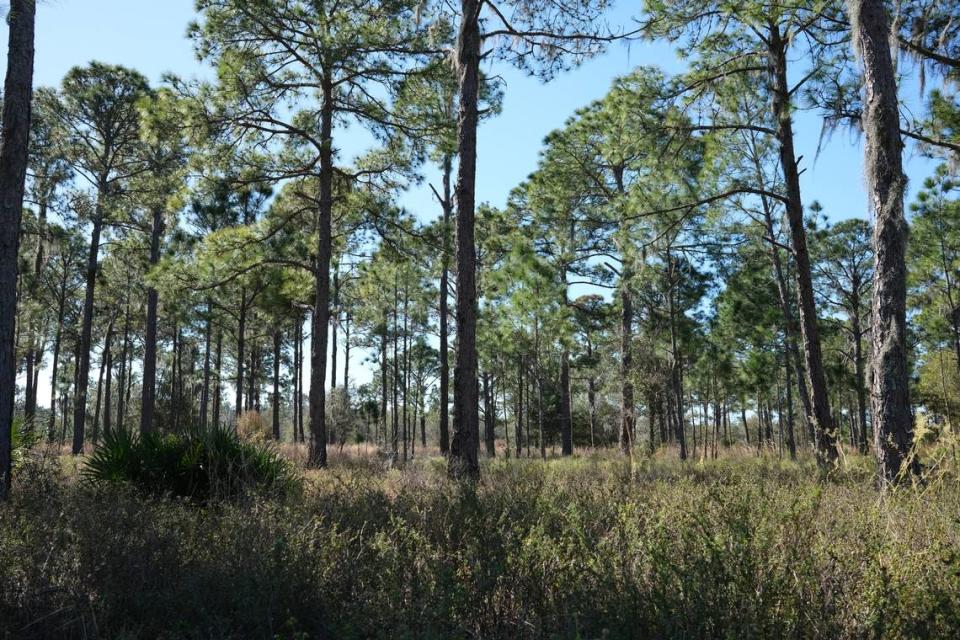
82, 427, 298, 500
4, 456, 960, 639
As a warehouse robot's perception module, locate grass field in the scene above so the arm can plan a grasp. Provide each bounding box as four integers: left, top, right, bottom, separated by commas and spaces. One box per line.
3, 444, 960, 639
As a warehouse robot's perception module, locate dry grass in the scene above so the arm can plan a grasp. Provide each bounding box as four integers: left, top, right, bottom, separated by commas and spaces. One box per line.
3, 443, 960, 639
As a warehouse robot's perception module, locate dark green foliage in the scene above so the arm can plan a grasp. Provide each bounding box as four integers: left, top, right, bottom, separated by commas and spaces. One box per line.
4, 457, 960, 639
82, 428, 297, 500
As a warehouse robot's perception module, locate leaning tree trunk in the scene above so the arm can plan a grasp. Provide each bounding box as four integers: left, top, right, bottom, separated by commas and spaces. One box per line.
0, 0, 35, 498
449, 0, 482, 480
849, 0, 920, 483
140, 205, 164, 434
768, 28, 838, 464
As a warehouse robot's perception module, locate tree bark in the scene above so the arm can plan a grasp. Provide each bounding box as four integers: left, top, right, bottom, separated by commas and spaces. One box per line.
199, 302, 212, 431
0, 0, 35, 497
115, 297, 131, 431
450, 0, 482, 479
515, 354, 524, 457
483, 372, 496, 457
72, 211, 104, 454
620, 282, 635, 454
439, 154, 452, 455
213, 327, 223, 430
768, 27, 838, 464
236, 296, 246, 423
308, 83, 334, 468
272, 329, 281, 440
48, 271, 67, 442
849, 0, 920, 482
92, 318, 114, 445
140, 205, 164, 434
380, 309, 388, 451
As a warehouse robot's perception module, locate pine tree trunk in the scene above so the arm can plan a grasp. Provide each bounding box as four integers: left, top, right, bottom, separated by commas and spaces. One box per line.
48, 277, 67, 442
331, 267, 338, 391
140, 205, 164, 434
199, 303, 212, 431
213, 328, 223, 430
768, 29, 838, 464
450, 0, 481, 479
291, 319, 299, 442
0, 0, 35, 497
439, 154, 452, 455
116, 298, 131, 431
92, 319, 114, 445
380, 310, 388, 451
483, 372, 496, 457
516, 355, 524, 457
272, 329, 281, 440
620, 283, 635, 453
72, 212, 104, 454
392, 283, 400, 461
236, 296, 246, 423
307, 85, 334, 468
849, 0, 919, 482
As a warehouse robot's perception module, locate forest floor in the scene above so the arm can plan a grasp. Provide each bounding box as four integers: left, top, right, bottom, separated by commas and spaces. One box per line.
3, 444, 960, 639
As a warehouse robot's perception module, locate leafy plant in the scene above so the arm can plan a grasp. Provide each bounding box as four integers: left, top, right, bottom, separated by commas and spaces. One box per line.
82, 427, 298, 500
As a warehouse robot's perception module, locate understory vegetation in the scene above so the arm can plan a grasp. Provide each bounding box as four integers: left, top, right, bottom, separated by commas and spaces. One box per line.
3, 450, 960, 639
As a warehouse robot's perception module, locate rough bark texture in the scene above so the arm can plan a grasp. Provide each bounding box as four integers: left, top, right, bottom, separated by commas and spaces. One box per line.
0, 0, 35, 499
849, 0, 920, 483
768, 28, 838, 464
140, 206, 164, 434
308, 86, 333, 468
449, 0, 481, 480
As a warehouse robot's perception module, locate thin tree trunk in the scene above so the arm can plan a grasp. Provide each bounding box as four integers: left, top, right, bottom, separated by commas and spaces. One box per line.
92, 318, 114, 445
140, 205, 164, 434
380, 309, 388, 453
331, 266, 338, 390
48, 280, 66, 442
272, 329, 281, 440
213, 327, 223, 430
769, 28, 837, 464
392, 282, 400, 461
236, 297, 246, 423
72, 212, 104, 454
483, 372, 496, 457
199, 303, 212, 431
439, 154, 452, 455
516, 354, 524, 457
116, 297, 131, 431
291, 319, 299, 442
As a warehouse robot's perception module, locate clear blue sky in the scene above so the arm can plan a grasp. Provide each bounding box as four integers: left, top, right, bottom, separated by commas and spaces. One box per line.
3, 0, 944, 401
15, 0, 939, 220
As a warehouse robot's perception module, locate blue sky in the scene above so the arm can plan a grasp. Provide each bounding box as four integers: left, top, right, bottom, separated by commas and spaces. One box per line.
4, 0, 945, 401
19, 0, 940, 220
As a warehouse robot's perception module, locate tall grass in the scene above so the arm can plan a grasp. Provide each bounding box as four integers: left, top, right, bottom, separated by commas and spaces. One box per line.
2, 453, 960, 638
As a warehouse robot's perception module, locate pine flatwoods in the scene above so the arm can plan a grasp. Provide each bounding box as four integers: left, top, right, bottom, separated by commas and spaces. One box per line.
2, 0, 960, 637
